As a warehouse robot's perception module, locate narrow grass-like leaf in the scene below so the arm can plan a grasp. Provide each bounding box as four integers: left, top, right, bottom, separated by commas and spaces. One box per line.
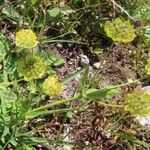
84, 87, 120, 99
30, 95, 80, 112
26, 108, 79, 119
62, 67, 86, 84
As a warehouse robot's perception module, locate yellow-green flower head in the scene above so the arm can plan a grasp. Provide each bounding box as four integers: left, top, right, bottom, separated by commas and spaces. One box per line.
145, 58, 150, 75
125, 90, 150, 116
43, 76, 62, 97
15, 29, 38, 49
18, 55, 46, 81
104, 18, 136, 43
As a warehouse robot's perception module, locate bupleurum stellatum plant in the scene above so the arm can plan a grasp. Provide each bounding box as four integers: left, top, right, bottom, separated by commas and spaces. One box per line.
15, 29, 38, 49
1, 0, 150, 149
104, 18, 136, 43
43, 75, 62, 97
125, 90, 150, 116
17, 55, 46, 81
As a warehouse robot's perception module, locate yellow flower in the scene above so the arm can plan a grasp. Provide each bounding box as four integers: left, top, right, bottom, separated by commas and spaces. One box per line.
15, 29, 38, 49
104, 18, 136, 43
125, 90, 150, 116
43, 76, 62, 97
18, 55, 46, 81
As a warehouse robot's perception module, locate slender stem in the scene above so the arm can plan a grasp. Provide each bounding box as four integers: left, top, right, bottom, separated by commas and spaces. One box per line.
0, 78, 24, 89
41, 39, 88, 45
50, 31, 72, 40
98, 102, 124, 108
40, 5, 47, 34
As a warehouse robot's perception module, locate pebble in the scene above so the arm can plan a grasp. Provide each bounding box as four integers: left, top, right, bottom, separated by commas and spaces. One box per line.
136, 116, 150, 127
142, 86, 150, 93
93, 62, 101, 69
57, 43, 63, 48
80, 54, 89, 65
101, 131, 111, 139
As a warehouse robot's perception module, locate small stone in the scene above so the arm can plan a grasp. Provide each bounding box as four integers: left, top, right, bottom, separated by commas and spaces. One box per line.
142, 86, 150, 94
136, 116, 150, 127
101, 131, 111, 139
80, 54, 89, 65
57, 43, 62, 48
93, 62, 101, 69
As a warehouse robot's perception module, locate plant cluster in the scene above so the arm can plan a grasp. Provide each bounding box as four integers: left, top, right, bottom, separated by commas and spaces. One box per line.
0, 0, 150, 149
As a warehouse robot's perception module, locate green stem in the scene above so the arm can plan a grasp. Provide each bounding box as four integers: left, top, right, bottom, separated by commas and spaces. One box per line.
50, 31, 72, 40
98, 102, 124, 108
41, 39, 88, 45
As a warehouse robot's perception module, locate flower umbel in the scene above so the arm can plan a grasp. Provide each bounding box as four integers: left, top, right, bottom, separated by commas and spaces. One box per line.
125, 90, 150, 116
15, 29, 38, 49
43, 76, 62, 97
18, 55, 46, 81
104, 18, 136, 43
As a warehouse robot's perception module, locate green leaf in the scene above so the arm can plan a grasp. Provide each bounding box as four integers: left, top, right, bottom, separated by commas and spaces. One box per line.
38, 50, 64, 66
92, 47, 103, 55
48, 7, 61, 18
84, 86, 120, 99
62, 67, 87, 84
0, 33, 9, 54
2, 5, 20, 24
17, 135, 49, 148
31, 0, 37, 5
53, 58, 65, 66
0, 81, 14, 89
10, 138, 18, 146
26, 108, 77, 119
2, 126, 10, 138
